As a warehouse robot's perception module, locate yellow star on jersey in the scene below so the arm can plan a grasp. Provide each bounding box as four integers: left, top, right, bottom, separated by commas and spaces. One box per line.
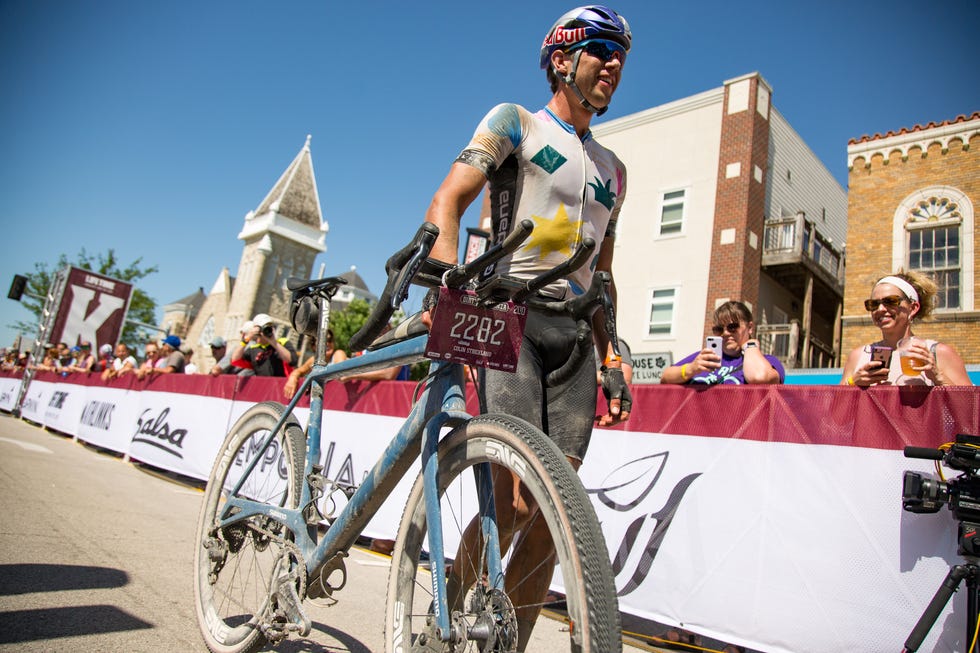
525, 203, 583, 257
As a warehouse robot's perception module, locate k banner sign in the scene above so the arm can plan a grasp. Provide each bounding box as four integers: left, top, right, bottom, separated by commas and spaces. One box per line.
49, 267, 133, 350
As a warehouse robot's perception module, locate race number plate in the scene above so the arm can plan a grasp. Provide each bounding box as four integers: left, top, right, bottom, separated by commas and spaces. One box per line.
425, 287, 526, 372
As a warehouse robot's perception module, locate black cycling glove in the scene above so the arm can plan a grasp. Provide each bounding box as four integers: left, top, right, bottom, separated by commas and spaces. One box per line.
422, 287, 440, 314
600, 366, 632, 415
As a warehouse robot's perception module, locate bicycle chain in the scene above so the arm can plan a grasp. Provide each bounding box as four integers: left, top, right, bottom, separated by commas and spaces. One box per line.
244, 521, 309, 644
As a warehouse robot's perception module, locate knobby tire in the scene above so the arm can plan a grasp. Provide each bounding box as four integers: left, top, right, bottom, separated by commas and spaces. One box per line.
193, 401, 306, 653
385, 413, 621, 653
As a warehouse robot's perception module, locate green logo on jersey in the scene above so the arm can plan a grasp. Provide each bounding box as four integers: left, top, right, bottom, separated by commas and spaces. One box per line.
588, 176, 616, 210
531, 146, 567, 174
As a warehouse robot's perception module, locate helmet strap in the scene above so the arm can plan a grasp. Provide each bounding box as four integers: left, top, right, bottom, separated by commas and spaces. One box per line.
559, 49, 608, 117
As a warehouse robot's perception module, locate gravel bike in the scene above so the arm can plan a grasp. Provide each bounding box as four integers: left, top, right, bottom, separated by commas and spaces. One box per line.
193, 220, 622, 652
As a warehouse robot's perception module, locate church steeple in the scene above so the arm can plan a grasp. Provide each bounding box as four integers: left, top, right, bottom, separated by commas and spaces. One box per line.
226, 136, 329, 335
238, 134, 328, 251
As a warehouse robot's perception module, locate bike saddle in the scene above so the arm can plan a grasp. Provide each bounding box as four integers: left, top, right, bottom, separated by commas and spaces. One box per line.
286, 276, 348, 293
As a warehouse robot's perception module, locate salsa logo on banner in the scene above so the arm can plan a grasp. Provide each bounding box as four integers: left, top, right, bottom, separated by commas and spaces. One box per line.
49, 267, 133, 352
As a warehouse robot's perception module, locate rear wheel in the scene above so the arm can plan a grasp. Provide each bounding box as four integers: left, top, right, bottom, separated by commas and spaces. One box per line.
385, 413, 620, 652
193, 402, 306, 653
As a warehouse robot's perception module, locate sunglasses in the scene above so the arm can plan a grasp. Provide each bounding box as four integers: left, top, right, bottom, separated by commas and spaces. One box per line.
864, 295, 904, 311
711, 322, 741, 335
576, 39, 626, 64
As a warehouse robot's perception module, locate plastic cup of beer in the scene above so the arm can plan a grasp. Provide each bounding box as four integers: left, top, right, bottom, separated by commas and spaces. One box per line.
898, 336, 925, 376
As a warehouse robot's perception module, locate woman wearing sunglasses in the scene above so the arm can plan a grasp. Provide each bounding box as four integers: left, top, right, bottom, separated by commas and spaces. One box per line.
840, 271, 971, 386
662, 300, 785, 385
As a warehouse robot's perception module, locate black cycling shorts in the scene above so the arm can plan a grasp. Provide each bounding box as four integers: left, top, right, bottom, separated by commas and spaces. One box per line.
479, 309, 597, 462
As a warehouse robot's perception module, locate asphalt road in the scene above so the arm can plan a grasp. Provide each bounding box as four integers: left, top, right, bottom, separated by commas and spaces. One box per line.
0, 413, 652, 653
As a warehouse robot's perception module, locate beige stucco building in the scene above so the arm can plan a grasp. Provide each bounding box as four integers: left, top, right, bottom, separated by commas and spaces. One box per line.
592, 72, 847, 372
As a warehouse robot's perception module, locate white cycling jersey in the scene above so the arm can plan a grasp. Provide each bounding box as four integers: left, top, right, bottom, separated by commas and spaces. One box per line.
456, 103, 627, 299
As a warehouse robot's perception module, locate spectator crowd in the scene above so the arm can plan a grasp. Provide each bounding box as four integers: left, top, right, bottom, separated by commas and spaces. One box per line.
1, 312, 407, 392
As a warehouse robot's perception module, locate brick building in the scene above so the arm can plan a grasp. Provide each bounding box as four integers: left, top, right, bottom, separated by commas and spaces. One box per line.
592, 72, 847, 372
842, 113, 979, 364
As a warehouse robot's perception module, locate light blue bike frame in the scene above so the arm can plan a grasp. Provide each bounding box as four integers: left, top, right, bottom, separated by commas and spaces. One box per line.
217, 334, 505, 642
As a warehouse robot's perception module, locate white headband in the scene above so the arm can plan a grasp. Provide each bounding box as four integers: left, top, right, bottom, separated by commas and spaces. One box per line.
875, 276, 919, 303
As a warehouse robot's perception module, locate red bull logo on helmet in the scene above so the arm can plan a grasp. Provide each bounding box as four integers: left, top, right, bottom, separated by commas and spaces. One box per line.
543, 26, 587, 47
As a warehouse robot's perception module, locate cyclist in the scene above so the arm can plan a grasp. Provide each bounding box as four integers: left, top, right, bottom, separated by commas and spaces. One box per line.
422, 6, 633, 649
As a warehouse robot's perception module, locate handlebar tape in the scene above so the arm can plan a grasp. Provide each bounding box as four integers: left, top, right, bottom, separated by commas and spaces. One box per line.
349, 223, 439, 352
545, 319, 592, 388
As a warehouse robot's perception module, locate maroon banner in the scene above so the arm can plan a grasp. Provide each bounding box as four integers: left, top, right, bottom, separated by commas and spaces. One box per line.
13, 370, 980, 453
599, 384, 979, 450
49, 266, 133, 351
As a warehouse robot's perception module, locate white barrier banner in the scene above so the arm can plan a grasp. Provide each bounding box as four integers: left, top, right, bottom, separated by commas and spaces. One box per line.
127, 391, 237, 480
18, 378, 53, 425
76, 382, 145, 454
577, 429, 958, 653
39, 381, 88, 437
8, 375, 973, 653
225, 402, 419, 541
0, 376, 21, 412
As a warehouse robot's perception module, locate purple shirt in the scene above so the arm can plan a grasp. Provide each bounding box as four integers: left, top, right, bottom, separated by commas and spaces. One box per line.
676, 350, 785, 385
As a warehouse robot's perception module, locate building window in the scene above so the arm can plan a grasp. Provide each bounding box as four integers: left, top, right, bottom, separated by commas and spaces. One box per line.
908, 224, 960, 309
658, 190, 686, 237
646, 287, 676, 337
894, 186, 974, 312
200, 316, 216, 348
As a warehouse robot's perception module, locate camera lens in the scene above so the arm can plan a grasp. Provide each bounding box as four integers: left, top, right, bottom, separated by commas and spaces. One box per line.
262, 326, 274, 337
903, 471, 948, 513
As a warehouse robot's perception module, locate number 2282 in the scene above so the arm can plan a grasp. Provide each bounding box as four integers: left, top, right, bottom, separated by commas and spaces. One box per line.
449, 313, 506, 346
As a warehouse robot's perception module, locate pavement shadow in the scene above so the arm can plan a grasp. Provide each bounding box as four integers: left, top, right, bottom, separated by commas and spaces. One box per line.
0, 605, 153, 643
0, 563, 129, 595
0, 563, 152, 643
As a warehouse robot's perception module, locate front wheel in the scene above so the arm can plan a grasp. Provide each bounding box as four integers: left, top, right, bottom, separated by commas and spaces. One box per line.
385, 414, 620, 653
193, 401, 306, 653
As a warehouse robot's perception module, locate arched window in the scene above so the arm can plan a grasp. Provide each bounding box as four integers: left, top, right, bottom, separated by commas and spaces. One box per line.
893, 186, 974, 311
199, 315, 216, 348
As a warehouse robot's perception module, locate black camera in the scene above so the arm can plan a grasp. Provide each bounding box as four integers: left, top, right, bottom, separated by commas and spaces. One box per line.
903, 433, 980, 524
262, 325, 275, 338
901, 433, 980, 652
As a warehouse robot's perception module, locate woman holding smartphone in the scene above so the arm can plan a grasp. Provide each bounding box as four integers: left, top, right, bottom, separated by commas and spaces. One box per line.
662, 300, 785, 385
840, 271, 972, 386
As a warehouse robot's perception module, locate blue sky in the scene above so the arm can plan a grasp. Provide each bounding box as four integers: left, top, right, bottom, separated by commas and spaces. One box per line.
1, 0, 977, 348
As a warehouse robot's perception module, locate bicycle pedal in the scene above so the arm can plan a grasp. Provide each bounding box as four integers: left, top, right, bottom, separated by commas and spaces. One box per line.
275, 575, 311, 637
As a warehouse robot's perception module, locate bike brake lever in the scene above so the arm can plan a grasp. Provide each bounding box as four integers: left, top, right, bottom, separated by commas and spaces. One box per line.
350, 222, 439, 352
391, 226, 438, 308
600, 274, 621, 358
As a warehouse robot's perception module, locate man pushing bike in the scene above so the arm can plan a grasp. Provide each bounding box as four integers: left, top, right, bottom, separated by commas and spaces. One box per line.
421, 6, 634, 649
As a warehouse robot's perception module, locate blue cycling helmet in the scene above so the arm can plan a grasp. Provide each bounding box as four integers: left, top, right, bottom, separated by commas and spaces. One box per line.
539, 5, 631, 116
539, 5, 632, 70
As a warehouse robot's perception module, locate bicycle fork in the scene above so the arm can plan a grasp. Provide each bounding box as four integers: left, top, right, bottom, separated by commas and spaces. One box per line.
422, 411, 506, 645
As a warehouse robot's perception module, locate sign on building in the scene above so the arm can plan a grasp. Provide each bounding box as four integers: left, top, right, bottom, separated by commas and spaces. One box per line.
631, 352, 673, 384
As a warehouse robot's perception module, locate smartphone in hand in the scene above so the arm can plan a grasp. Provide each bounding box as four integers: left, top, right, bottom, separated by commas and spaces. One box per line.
870, 345, 893, 368
706, 336, 723, 357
